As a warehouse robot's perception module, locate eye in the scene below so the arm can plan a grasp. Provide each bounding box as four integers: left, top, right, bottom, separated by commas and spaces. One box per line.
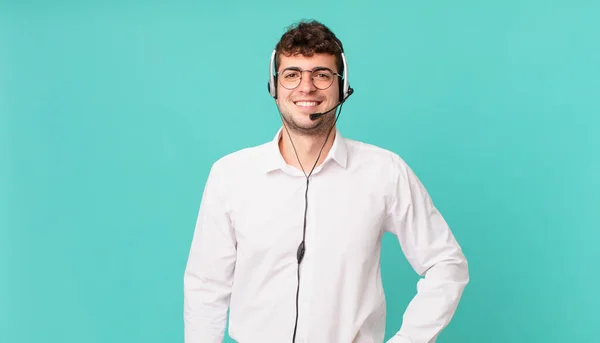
281, 69, 301, 79
313, 70, 333, 80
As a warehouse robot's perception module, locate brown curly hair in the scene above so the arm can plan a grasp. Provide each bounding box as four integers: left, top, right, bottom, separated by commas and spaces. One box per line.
274, 20, 344, 75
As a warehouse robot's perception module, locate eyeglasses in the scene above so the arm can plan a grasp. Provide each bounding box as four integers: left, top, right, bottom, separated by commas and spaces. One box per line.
277, 67, 342, 90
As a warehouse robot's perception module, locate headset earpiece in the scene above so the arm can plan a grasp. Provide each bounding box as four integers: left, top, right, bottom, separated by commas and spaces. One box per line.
268, 50, 277, 99
339, 50, 350, 101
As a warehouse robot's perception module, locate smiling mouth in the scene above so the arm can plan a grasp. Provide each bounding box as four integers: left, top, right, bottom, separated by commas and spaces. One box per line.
294, 100, 322, 108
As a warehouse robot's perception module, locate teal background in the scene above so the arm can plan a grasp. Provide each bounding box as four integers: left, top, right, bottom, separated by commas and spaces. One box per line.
2, 1, 599, 342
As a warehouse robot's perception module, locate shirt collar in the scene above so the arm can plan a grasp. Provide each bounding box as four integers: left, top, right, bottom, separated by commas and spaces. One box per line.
262, 127, 348, 174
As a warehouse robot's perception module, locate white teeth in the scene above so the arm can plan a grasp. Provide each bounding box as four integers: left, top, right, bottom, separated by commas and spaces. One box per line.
296, 101, 318, 107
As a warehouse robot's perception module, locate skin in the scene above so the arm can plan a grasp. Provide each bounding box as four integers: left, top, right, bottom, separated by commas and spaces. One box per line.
275, 52, 341, 173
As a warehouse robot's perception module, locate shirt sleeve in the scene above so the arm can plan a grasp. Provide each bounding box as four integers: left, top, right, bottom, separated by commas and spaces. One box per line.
184, 162, 237, 343
383, 154, 469, 343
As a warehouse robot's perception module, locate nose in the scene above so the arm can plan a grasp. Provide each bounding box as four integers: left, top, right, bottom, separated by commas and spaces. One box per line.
297, 71, 317, 93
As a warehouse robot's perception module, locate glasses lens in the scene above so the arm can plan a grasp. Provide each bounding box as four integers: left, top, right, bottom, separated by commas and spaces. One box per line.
280, 69, 302, 89
311, 68, 334, 89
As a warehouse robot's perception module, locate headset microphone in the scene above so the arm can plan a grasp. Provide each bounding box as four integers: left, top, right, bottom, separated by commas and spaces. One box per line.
309, 87, 354, 120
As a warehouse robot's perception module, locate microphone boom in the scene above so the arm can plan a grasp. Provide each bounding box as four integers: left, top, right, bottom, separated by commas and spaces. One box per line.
309, 88, 353, 120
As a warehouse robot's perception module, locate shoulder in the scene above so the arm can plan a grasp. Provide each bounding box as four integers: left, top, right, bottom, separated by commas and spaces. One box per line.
343, 137, 434, 211
207, 140, 271, 179
213, 143, 267, 168
343, 137, 412, 177
201, 142, 270, 199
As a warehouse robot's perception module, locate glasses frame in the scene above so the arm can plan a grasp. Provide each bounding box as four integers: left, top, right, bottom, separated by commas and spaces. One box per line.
276, 66, 343, 90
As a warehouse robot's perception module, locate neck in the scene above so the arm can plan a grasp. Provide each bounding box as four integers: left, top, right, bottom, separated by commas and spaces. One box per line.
279, 125, 336, 173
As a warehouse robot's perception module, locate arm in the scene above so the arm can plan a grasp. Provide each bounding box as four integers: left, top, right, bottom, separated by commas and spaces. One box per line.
384, 156, 469, 343
184, 163, 237, 343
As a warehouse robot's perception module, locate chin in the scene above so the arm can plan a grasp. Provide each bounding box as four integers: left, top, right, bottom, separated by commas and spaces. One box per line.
294, 115, 318, 127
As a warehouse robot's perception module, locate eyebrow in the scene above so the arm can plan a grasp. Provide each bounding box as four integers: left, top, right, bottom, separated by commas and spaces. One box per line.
281, 66, 331, 71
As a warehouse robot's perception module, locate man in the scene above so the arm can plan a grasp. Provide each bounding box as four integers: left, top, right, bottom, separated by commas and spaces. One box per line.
184, 20, 469, 343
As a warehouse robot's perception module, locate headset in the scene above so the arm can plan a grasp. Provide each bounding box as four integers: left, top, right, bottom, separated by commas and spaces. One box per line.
267, 45, 352, 102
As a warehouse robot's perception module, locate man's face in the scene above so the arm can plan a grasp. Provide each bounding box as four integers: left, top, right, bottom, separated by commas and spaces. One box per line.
275, 53, 340, 136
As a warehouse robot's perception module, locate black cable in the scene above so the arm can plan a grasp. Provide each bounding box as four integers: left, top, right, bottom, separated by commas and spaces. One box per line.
282, 104, 344, 343
291, 177, 309, 342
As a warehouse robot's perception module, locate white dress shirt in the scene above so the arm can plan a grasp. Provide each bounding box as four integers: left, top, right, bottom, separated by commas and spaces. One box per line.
184, 128, 469, 343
